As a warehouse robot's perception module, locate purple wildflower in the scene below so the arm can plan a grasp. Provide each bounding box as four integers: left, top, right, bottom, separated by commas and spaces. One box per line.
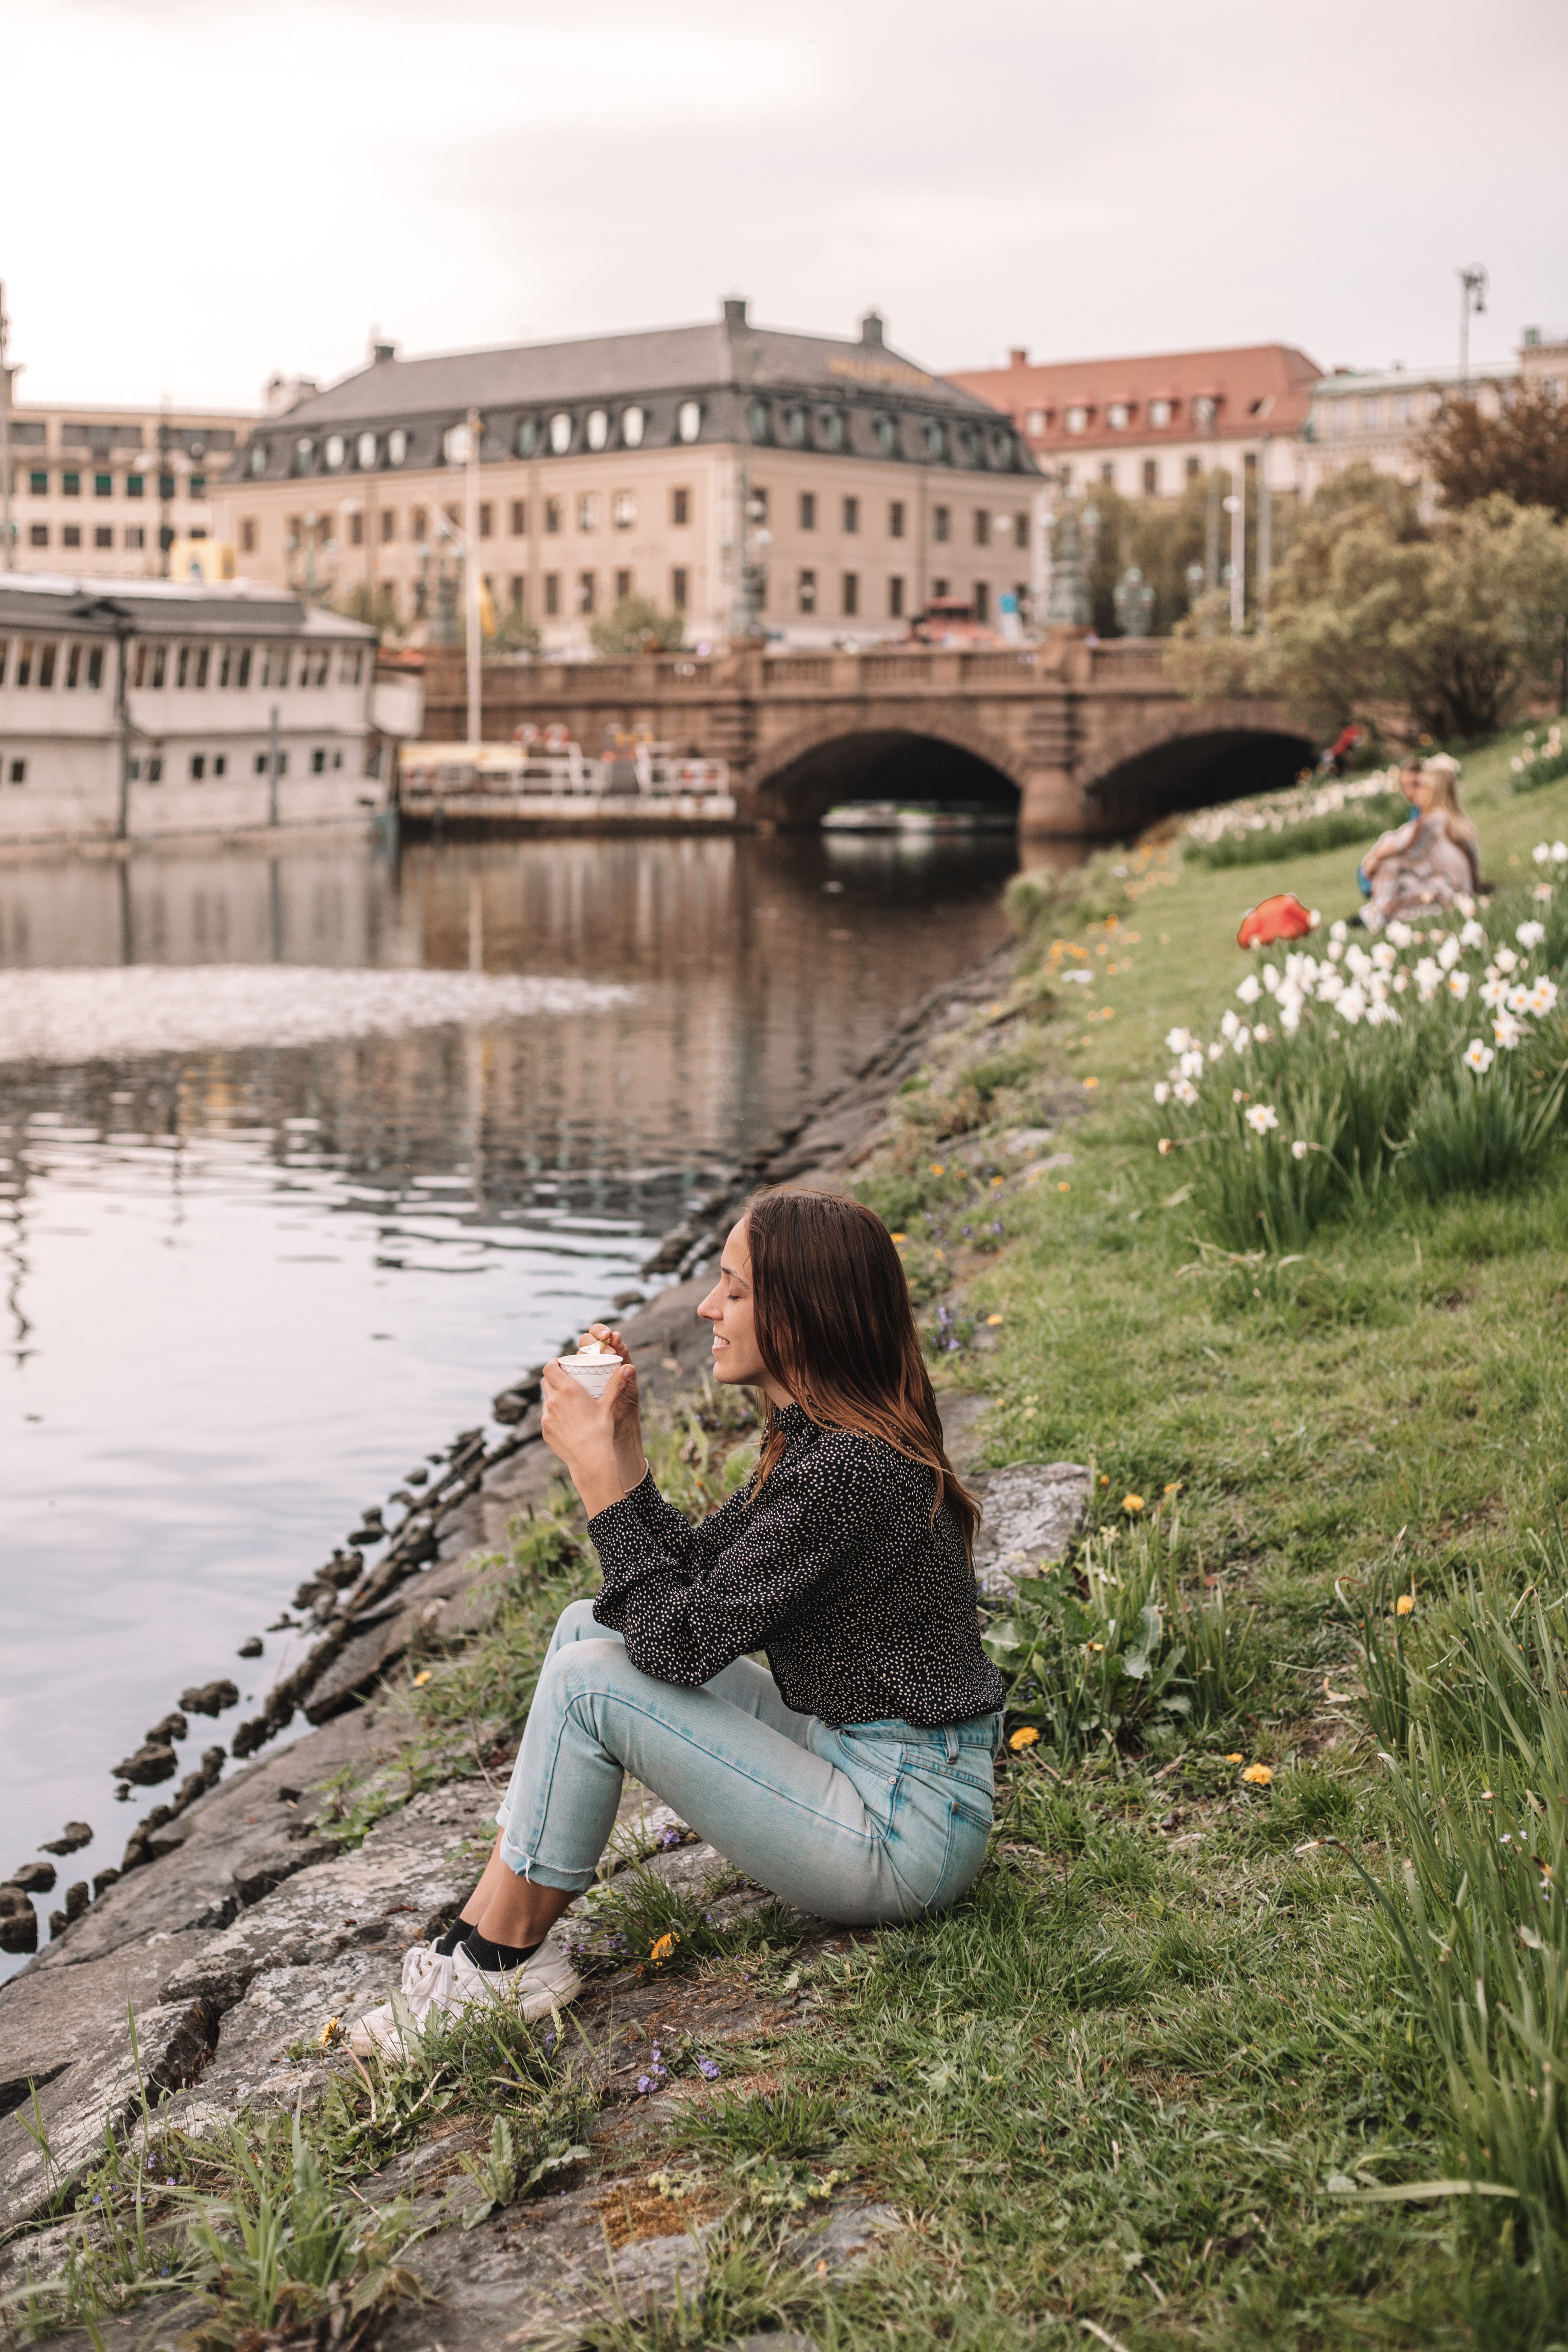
697, 2056, 721, 2081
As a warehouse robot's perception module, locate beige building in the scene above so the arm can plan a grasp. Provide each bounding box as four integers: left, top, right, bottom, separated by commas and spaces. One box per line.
214, 302, 1044, 652
1, 395, 254, 578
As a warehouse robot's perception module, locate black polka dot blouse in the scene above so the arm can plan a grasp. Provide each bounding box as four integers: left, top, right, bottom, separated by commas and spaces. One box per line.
589, 1403, 1006, 1728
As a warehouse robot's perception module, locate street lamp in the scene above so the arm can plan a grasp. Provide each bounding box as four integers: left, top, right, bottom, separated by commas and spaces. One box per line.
1458, 266, 1488, 383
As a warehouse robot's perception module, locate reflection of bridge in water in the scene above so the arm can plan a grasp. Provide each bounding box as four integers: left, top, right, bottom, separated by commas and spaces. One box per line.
423, 634, 1312, 839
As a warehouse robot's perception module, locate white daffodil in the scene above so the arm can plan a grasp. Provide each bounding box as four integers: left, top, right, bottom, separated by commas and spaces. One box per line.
1481, 975, 1510, 1009
1371, 941, 1398, 971
1179, 1050, 1205, 1078
1414, 957, 1442, 1002
1448, 971, 1470, 1001
1529, 978, 1559, 1016
1208, 1041, 1225, 1062
1495, 946, 1520, 974
1493, 1011, 1527, 1050
1367, 997, 1401, 1027
1536, 842, 1553, 865
1252, 1022, 1274, 1044
1232, 1024, 1252, 1052
1245, 1104, 1279, 1135
1153, 1082, 1170, 1105
1173, 1078, 1199, 1106
1507, 984, 1533, 1015
1463, 1038, 1494, 1074
1555, 842, 1568, 864
1221, 1008, 1240, 1041
1337, 984, 1367, 1025
1326, 939, 1344, 964
1393, 969, 1410, 994
1536, 884, 1555, 903
1517, 920, 1547, 949
1438, 935, 1462, 972
1386, 921, 1415, 949
1165, 1027, 1193, 1055
1330, 919, 1348, 942
1262, 963, 1280, 995
1236, 973, 1262, 1005
1291, 1139, 1309, 1160
1460, 919, 1487, 950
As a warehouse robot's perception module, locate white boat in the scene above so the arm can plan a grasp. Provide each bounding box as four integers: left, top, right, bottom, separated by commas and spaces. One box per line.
822, 801, 1014, 836
398, 738, 735, 826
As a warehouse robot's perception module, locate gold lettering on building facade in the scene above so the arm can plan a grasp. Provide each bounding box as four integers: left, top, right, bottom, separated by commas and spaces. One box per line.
827, 357, 932, 389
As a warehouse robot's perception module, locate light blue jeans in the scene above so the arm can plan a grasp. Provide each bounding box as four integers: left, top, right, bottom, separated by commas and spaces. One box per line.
493, 1599, 1000, 1926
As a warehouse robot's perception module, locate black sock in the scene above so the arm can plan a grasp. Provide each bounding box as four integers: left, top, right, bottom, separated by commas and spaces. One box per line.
461, 1929, 541, 1974
435, 1917, 476, 1955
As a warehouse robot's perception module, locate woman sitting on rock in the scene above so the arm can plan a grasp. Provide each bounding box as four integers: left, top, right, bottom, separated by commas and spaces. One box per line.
351, 1188, 1003, 2056
1361, 755, 1483, 928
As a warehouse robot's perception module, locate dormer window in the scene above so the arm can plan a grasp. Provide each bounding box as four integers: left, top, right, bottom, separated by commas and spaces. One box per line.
821, 409, 845, 452
1064, 406, 1089, 434
1107, 404, 1130, 430
586, 409, 609, 451
677, 400, 702, 444
875, 415, 896, 456
386, 429, 408, 466
292, 437, 315, 473
787, 406, 807, 447
355, 431, 377, 469
248, 443, 268, 477
324, 435, 346, 470
1025, 409, 1046, 434
516, 417, 539, 457
1148, 399, 1173, 428
549, 412, 573, 455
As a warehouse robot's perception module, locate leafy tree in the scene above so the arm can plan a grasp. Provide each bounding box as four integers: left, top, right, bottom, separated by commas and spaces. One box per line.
334, 583, 401, 638
1421, 381, 1568, 519
589, 595, 684, 658
490, 603, 542, 655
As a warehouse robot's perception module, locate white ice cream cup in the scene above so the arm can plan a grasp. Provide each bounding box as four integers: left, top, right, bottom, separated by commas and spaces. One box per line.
557, 1354, 620, 1399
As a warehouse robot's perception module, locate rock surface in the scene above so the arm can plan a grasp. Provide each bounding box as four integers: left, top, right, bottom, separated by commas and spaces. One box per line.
969, 1461, 1092, 1597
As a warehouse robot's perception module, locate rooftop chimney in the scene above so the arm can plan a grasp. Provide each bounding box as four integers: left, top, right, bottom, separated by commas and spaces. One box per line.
723, 297, 749, 330
1009, 347, 1029, 368
373, 340, 398, 364
860, 309, 886, 349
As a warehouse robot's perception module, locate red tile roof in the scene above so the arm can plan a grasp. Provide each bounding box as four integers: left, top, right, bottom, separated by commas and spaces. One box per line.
949, 342, 1322, 453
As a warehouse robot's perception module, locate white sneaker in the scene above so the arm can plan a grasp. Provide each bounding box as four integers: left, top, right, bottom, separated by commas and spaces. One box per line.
348, 1939, 582, 2061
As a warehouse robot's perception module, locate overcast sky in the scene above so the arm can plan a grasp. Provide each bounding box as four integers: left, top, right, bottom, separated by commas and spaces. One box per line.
6, 0, 1565, 413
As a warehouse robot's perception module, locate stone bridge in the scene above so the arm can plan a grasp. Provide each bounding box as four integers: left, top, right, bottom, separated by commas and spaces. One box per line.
420, 632, 1311, 838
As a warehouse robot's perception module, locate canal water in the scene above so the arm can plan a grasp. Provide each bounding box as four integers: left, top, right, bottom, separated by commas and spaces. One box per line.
0, 825, 1020, 1968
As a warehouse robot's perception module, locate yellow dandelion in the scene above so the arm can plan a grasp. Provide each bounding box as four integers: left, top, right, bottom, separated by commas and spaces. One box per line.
412, 1670, 432, 1686
1164, 1480, 1182, 1494
1122, 1494, 1145, 1514
1008, 1726, 1041, 1752
1083, 1076, 1099, 1089
1099, 1473, 1110, 1487
1242, 1764, 1273, 1787
929, 1162, 945, 1176
1058, 1181, 1071, 1193
1395, 1594, 1415, 1617
890, 1231, 906, 1243
1224, 1752, 1245, 1765
986, 1313, 1004, 1326
990, 1175, 1004, 1187
650, 1931, 679, 1963
318, 2017, 343, 2049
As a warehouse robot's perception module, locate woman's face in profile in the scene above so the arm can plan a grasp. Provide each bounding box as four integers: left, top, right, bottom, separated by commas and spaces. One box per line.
698, 1220, 769, 1386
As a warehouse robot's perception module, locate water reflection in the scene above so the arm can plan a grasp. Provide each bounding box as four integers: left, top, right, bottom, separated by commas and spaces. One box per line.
1, 827, 1025, 1966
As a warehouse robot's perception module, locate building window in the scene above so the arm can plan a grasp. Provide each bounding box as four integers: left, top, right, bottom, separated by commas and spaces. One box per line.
510, 499, 527, 534
677, 400, 701, 443
29, 523, 48, 548
158, 473, 176, 501
63, 524, 81, 549
478, 502, 493, 538
29, 470, 47, 495
239, 517, 257, 554
348, 511, 364, 547
799, 491, 816, 530
974, 582, 990, 623
545, 573, 560, 616
312, 747, 327, 773
340, 647, 364, 684
1361, 397, 1381, 433
88, 647, 104, 689
190, 475, 206, 499
213, 753, 226, 776
1100, 461, 1115, 486
380, 510, 396, 544
622, 406, 645, 448
798, 569, 817, 613
578, 571, 596, 614
1064, 407, 1088, 434
933, 505, 950, 543
615, 568, 632, 602
1107, 403, 1130, 430
1394, 392, 1413, 426
842, 496, 859, 534
545, 497, 562, 534
194, 647, 209, 686
888, 576, 905, 619
586, 408, 609, 451
126, 473, 144, 497
412, 506, 429, 542
190, 753, 206, 781
94, 473, 112, 496
1186, 455, 1202, 480
671, 566, 688, 609
888, 500, 905, 539
932, 577, 949, 599
1142, 458, 1158, 495
547, 411, 573, 457
236, 647, 252, 687
62, 471, 81, 497
1149, 399, 1173, 428
387, 428, 408, 466
973, 509, 989, 547
176, 645, 190, 687
748, 486, 768, 524
612, 491, 635, 530
8, 760, 24, 785
875, 415, 896, 455
1025, 408, 1046, 435
14, 641, 31, 685
509, 575, 525, 609
93, 525, 113, 549
842, 573, 859, 617
577, 493, 597, 532
671, 486, 690, 527
65, 642, 82, 688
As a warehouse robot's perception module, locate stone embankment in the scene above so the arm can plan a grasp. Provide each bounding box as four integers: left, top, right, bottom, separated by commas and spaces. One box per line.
0, 933, 1090, 2345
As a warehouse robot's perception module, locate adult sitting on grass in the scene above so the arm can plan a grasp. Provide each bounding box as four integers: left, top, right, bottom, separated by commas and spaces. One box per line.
1361, 756, 1483, 928
1356, 752, 1425, 903
350, 1189, 1004, 2057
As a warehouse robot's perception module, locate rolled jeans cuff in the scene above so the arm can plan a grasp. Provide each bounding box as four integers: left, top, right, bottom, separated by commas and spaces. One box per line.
493, 1806, 598, 1895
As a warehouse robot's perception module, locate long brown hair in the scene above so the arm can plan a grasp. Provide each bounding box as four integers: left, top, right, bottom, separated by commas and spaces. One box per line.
743, 1188, 980, 1560
1421, 759, 1482, 877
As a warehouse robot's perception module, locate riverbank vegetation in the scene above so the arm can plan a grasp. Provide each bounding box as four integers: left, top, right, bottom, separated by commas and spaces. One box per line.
8, 724, 1568, 2349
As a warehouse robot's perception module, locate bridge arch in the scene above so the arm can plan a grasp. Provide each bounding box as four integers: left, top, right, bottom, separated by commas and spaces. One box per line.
749, 718, 1024, 829
1081, 725, 1317, 838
